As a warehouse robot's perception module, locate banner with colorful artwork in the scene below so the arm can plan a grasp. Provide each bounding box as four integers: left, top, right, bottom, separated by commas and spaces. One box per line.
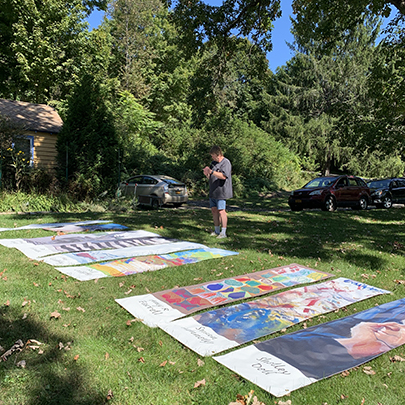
160, 278, 390, 356
45, 241, 208, 266
54, 248, 239, 281
116, 264, 332, 327
0, 220, 111, 232
214, 297, 404, 397
0, 230, 171, 260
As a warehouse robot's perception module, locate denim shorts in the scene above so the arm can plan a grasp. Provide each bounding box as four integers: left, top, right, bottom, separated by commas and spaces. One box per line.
209, 198, 226, 210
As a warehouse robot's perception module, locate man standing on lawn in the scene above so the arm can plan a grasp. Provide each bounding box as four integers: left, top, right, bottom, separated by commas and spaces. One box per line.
203, 145, 233, 238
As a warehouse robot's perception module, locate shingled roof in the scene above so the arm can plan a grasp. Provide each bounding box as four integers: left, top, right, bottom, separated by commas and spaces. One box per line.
0, 98, 63, 134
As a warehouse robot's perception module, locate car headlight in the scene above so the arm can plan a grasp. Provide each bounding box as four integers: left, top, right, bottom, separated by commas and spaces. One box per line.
309, 190, 322, 195
372, 190, 383, 197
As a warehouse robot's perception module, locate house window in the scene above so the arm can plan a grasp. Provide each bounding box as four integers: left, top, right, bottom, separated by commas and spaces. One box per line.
13, 135, 34, 167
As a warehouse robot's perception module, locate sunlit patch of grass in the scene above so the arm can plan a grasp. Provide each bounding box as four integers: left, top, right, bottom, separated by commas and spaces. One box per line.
0, 202, 404, 404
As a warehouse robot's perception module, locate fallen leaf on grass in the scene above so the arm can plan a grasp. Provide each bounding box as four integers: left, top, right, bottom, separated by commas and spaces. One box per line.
50, 311, 61, 319
4, 300, 10, 306
138, 357, 145, 363
197, 359, 205, 367
159, 360, 167, 367
363, 366, 376, 375
136, 347, 144, 353
390, 355, 405, 362
106, 389, 113, 400
33, 282, 39, 287
278, 401, 291, 405
62, 307, 70, 311
73, 354, 79, 361
124, 289, 132, 295
16, 360, 26, 368
193, 379, 206, 388
193, 277, 203, 281
105, 352, 109, 360
341, 370, 350, 377
76, 307, 85, 312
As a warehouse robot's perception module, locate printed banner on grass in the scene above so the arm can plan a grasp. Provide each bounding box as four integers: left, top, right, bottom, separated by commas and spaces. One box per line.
0, 230, 171, 260
47, 241, 208, 266
43, 223, 128, 233
214, 297, 405, 397
54, 248, 239, 281
0, 220, 111, 232
160, 278, 390, 356
116, 264, 332, 327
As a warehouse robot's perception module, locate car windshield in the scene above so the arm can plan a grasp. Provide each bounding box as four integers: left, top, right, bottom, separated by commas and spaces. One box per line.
161, 176, 184, 185
367, 179, 391, 189
304, 177, 336, 188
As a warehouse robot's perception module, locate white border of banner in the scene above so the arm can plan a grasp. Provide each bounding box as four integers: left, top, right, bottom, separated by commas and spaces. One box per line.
214, 345, 317, 397
116, 294, 185, 327
160, 317, 239, 356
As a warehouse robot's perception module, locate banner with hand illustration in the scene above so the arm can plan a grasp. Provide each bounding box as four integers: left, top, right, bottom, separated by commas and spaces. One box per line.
160, 278, 390, 356
214, 297, 403, 397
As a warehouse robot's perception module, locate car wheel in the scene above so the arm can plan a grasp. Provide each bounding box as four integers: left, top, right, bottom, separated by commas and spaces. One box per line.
358, 197, 368, 210
323, 196, 336, 212
290, 205, 303, 211
152, 198, 160, 209
380, 196, 393, 209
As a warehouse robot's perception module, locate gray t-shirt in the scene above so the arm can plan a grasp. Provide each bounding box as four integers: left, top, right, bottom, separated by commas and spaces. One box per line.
209, 157, 233, 199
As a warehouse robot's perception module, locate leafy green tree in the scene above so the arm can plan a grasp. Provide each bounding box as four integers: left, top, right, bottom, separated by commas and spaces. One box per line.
266, 18, 379, 175
108, 0, 165, 98
56, 75, 119, 199
0, 0, 107, 103
290, 0, 405, 59
188, 38, 270, 126
165, 0, 281, 55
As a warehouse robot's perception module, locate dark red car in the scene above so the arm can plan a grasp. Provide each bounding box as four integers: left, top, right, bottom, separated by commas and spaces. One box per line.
288, 175, 371, 212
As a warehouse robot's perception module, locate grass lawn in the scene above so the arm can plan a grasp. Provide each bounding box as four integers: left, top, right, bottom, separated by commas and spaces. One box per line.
1, 199, 405, 405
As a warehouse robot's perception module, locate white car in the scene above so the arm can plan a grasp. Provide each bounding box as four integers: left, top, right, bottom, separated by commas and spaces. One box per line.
117, 175, 188, 208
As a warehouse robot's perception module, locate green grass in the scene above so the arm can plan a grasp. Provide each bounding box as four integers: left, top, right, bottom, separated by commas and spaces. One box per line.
0, 202, 405, 404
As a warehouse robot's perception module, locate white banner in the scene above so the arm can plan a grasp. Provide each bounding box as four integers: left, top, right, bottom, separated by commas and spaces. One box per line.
0, 230, 164, 260
49, 241, 208, 266
0, 220, 111, 232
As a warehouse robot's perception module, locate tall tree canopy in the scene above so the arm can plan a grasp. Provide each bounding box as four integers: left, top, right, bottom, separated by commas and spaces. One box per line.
165, 0, 281, 54
0, 0, 108, 103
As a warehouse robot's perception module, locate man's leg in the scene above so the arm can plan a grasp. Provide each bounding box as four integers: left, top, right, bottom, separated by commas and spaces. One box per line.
217, 200, 228, 238
211, 206, 221, 235
218, 209, 227, 229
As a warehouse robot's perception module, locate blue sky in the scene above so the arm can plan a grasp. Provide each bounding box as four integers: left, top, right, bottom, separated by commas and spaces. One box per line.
86, 1, 295, 72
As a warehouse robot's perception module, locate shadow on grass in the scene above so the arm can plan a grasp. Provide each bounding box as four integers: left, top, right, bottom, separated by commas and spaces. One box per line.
3, 205, 405, 274
0, 305, 106, 405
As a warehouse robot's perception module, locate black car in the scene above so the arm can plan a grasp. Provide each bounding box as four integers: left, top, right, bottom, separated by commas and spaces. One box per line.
288, 175, 371, 212
366, 178, 405, 209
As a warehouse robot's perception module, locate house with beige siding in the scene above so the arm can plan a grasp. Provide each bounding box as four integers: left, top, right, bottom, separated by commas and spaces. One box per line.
0, 98, 62, 169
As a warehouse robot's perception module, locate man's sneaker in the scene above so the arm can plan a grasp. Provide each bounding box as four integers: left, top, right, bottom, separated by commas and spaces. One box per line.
210, 231, 220, 236
217, 233, 227, 239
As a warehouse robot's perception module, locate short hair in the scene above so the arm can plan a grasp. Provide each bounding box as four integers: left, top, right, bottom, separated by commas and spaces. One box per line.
210, 145, 223, 156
